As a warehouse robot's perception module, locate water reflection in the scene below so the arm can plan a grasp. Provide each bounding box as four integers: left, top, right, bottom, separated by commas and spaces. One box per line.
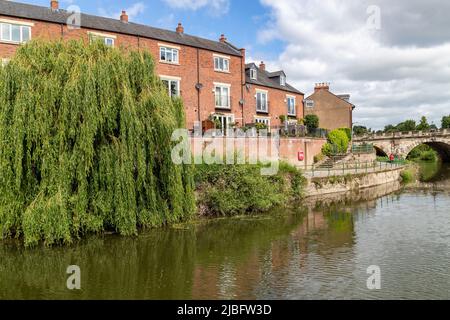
1, 168, 449, 300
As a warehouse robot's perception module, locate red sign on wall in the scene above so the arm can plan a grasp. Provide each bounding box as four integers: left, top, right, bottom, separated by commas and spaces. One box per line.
298, 151, 305, 162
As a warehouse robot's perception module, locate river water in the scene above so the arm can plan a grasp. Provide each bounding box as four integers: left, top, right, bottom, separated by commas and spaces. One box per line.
1, 164, 449, 300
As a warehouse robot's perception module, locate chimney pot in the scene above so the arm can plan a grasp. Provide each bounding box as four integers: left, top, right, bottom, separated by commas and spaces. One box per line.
50, 0, 59, 10
176, 23, 184, 34
259, 61, 266, 71
120, 10, 129, 23
315, 82, 330, 92
219, 34, 227, 43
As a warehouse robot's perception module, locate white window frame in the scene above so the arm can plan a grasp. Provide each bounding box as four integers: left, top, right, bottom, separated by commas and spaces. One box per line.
256, 89, 269, 113
287, 95, 296, 116
305, 100, 315, 108
250, 68, 257, 80
160, 75, 181, 98
88, 31, 116, 47
159, 44, 180, 64
280, 75, 286, 86
255, 116, 271, 128
212, 113, 235, 136
213, 54, 230, 73
0, 21, 32, 44
214, 83, 231, 109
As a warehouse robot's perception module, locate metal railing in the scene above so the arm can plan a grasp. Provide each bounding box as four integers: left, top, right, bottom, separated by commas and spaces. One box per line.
352, 143, 374, 154
304, 161, 406, 177
277, 124, 329, 138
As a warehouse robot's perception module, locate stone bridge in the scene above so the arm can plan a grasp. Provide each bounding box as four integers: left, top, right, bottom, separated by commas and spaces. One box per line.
354, 129, 450, 162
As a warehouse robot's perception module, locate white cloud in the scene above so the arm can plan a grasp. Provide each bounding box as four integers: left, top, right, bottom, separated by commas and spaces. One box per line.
255, 0, 450, 129
162, 0, 230, 16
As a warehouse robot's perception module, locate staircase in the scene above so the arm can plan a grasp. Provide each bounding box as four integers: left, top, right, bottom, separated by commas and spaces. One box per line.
316, 154, 348, 169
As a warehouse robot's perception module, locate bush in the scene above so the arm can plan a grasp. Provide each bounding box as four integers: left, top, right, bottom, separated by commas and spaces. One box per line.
314, 153, 325, 164
304, 114, 319, 130
420, 150, 437, 162
338, 128, 352, 141
400, 169, 415, 184
194, 163, 305, 216
322, 129, 349, 156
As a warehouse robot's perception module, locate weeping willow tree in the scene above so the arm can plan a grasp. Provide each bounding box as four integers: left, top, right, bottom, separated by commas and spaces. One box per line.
0, 40, 196, 247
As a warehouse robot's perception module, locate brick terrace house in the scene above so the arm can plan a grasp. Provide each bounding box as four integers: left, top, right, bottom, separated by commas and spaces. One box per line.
304, 83, 355, 131
244, 62, 304, 128
0, 0, 306, 134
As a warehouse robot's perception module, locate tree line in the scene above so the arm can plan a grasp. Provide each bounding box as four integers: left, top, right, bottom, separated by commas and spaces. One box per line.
354, 115, 450, 135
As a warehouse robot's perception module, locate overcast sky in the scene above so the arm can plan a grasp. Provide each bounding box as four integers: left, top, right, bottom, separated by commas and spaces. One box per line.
18, 0, 450, 129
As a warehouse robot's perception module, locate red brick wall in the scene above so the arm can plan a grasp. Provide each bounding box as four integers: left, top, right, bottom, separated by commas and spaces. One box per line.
243, 84, 304, 127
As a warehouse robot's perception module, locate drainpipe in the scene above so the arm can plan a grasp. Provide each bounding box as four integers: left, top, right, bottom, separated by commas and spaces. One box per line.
196, 48, 201, 123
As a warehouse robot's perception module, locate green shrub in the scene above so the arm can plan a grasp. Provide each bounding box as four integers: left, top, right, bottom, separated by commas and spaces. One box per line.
314, 153, 325, 164
304, 114, 319, 130
420, 150, 437, 162
194, 163, 305, 216
322, 129, 349, 156
338, 128, 352, 141
400, 169, 415, 184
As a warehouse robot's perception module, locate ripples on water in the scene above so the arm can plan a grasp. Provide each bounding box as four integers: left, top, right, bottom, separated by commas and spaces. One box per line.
1, 168, 449, 300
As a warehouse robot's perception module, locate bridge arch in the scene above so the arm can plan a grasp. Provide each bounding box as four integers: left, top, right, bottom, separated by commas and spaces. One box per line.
405, 141, 450, 162
373, 145, 388, 157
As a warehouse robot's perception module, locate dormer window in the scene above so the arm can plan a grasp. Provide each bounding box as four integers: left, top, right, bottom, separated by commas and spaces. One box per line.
250, 68, 257, 80
280, 75, 286, 86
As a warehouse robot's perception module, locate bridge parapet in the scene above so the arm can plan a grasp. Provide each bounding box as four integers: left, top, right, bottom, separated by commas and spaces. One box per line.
354, 129, 450, 141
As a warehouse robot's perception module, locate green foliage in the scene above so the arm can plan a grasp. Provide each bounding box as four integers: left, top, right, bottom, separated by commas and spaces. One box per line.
338, 127, 352, 141
416, 116, 430, 131
0, 40, 195, 246
407, 144, 438, 162
442, 115, 450, 129
255, 122, 268, 131
194, 163, 305, 216
396, 120, 416, 132
304, 114, 319, 130
353, 125, 368, 136
279, 115, 287, 123
400, 169, 415, 184
314, 153, 325, 164
322, 129, 349, 156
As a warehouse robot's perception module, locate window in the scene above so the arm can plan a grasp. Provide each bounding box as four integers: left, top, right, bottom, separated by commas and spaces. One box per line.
214, 84, 231, 109
305, 100, 315, 108
255, 117, 270, 128
161, 77, 180, 98
0, 23, 31, 43
214, 55, 230, 72
280, 75, 286, 86
213, 114, 234, 136
287, 96, 296, 116
89, 33, 115, 47
250, 68, 257, 80
160, 46, 179, 64
256, 90, 268, 113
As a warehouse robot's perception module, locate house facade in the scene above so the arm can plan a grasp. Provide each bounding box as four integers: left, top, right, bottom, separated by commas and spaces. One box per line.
244, 62, 304, 128
304, 83, 355, 131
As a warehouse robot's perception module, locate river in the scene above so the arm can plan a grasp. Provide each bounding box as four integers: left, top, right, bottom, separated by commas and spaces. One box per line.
1, 164, 449, 300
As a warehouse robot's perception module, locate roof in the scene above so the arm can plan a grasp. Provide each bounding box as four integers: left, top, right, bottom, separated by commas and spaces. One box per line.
0, 0, 242, 57
306, 89, 356, 108
245, 63, 303, 95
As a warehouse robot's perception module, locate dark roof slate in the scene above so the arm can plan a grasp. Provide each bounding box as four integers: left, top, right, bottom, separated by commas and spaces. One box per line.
245, 63, 303, 95
0, 0, 242, 56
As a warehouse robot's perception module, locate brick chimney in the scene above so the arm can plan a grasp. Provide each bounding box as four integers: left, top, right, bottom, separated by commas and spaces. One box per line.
219, 34, 227, 43
176, 23, 184, 34
314, 82, 330, 93
50, 0, 59, 10
120, 10, 129, 23
259, 61, 266, 71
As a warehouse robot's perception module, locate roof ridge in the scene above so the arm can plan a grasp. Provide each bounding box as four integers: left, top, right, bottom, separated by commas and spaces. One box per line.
0, 0, 242, 56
